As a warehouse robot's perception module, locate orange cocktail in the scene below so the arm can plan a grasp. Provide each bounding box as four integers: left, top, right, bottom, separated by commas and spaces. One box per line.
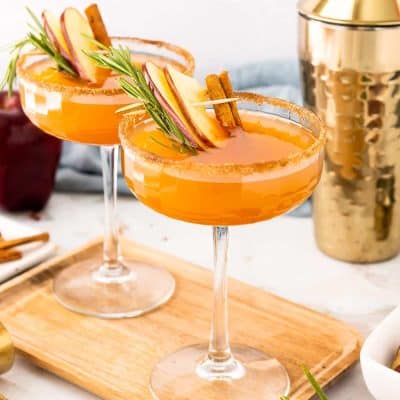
119, 90, 325, 400
15, 35, 194, 319
121, 99, 323, 226
18, 39, 193, 145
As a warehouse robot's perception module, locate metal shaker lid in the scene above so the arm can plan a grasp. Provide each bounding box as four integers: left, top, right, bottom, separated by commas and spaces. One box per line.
298, 0, 400, 26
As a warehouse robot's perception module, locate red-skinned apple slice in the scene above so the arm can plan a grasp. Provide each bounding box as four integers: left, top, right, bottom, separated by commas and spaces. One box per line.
42, 10, 72, 62
164, 65, 229, 147
60, 7, 101, 82
143, 62, 208, 150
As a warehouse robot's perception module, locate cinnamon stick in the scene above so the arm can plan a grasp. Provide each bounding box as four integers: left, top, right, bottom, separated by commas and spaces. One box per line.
0, 249, 22, 263
219, 71, 242, 127
0, 232, 49, 251
85, 4, 112, 47
205, 74, 236, 128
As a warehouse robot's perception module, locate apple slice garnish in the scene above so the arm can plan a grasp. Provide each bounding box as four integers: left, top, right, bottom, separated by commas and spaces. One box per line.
164, 65, 229, 147
42, 10, 72, 62
143, 62, 208, 150
60, 7, 101, 82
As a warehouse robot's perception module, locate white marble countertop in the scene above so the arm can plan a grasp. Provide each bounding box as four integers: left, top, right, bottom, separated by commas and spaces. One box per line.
1, 192, 399, 399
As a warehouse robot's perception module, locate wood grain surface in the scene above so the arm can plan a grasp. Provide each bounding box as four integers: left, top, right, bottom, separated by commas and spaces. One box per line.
0, 239, 362, 399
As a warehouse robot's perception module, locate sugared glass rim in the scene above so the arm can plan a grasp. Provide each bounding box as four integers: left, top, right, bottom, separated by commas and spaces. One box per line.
119, 92, 326, 175
16, 36, 195, 96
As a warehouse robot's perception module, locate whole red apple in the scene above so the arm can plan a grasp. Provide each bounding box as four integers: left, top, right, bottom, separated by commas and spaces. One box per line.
0, 91, 62, 211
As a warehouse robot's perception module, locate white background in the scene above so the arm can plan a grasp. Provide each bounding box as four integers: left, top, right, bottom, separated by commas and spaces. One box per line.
0, 0, 298, 77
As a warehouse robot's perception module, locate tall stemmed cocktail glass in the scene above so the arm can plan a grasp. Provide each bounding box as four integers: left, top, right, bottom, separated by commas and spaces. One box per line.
17, 37, 194, 318
120, 93, 325, 399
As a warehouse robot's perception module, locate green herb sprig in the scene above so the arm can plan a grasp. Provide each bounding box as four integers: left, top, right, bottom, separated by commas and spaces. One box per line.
84, 40, 197, 154
1, 7, 76, 96
281, 366, 328, 400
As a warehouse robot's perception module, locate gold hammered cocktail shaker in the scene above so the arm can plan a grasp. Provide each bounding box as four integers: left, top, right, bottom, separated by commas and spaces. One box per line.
298, 0, 400, 262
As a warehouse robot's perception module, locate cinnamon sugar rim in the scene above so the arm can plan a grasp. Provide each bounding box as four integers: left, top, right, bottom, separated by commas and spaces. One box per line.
120, 92, 326, 175
16, 36, 195, 96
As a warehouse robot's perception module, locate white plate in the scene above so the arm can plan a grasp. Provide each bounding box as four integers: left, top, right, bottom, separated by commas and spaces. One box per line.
361, 305, 400, 400
0, 214, 57, 283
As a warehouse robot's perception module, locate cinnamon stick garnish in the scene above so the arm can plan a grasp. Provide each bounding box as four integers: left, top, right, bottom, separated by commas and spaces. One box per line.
219, 71, 242, 127
0, 249, 22, 263
0, 232, 49, 251
205, 74, 236, 128
85, 4, 111, 47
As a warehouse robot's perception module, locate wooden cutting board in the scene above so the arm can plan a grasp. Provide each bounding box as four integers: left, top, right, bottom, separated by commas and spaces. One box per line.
0, 239, 362, 399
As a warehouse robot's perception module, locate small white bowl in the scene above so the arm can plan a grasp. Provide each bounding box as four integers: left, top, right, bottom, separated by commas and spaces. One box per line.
361, 305, 400, 400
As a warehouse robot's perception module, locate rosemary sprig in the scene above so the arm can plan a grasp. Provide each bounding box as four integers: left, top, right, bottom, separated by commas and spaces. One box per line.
0, 39, 29, 96
84, 41, 197, 153
280, 366, 328, 400
302, 366, 329, 400
0, 7, 76, 96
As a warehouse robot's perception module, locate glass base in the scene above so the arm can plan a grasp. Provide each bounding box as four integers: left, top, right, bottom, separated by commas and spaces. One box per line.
150, 344, 290, 400
53, 255, 175, 319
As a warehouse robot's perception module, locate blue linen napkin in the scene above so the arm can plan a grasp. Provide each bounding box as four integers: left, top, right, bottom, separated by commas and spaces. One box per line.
55, 59, 310, 216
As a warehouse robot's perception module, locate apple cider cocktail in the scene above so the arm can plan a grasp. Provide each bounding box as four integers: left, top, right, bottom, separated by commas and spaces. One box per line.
2, 4, 194, 318
89, 44, 325, 400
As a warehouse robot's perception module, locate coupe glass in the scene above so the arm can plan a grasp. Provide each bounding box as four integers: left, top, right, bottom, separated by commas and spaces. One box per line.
17, 37, 194, 318
119, 93, 325, 399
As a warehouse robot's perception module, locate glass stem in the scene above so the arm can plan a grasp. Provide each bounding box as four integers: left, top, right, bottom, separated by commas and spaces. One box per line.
100, 145, 122, 275
196, 226, 245, 380
208, 226, 232, 362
